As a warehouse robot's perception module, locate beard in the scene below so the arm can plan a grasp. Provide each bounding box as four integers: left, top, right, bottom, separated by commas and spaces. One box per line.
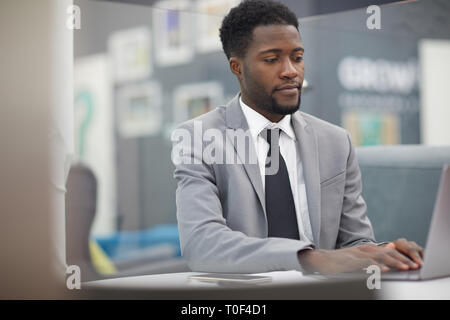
270, 93, 301, 115
245, 84, 302, 116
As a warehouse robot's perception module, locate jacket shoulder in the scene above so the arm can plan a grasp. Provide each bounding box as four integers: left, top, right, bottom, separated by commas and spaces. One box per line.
176, 106, 226, 131
300, 112, 348, 139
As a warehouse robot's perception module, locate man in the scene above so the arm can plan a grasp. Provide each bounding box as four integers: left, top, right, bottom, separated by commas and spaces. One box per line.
172, 0, 424, 274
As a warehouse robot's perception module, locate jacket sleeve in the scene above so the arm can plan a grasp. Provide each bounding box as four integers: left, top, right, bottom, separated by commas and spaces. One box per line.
172, 122, 314, 273
336, 131, 377, 248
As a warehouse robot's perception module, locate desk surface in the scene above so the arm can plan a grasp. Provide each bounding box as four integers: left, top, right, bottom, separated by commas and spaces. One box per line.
84, 271, 450, 300
380, 276, 450, 299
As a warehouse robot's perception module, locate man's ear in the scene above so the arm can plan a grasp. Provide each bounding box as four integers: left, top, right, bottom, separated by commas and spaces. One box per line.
229, 57, 243, 80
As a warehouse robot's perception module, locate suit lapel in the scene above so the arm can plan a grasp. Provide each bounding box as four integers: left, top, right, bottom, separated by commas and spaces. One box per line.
225, 95, 266, 216
292, 112, 321, 246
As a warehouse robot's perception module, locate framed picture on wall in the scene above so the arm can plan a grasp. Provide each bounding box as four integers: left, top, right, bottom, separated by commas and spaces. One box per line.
196, 0, 240, 53
117, 82, 163, 138
342, 110, 400, 146
173, 81, 224, 123
108, 26, 152, 83
153, 0, 194, 66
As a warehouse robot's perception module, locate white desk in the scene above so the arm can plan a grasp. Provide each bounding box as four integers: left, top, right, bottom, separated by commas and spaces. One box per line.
379, 277, 450, 299
84, 271, 450, 299
84, 271, 320, 289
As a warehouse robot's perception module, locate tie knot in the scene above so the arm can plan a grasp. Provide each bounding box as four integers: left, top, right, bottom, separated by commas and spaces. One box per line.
261, 128, 281, 159
262, 128, 280, 146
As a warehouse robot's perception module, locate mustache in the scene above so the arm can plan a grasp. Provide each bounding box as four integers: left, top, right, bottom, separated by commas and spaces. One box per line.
273, 82, 303, 91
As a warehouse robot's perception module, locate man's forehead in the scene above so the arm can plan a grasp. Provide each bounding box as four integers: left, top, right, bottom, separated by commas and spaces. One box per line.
250, 24, 302, 51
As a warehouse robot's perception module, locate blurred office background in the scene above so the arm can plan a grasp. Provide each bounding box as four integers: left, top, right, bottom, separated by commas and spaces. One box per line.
69, 0, 450, 277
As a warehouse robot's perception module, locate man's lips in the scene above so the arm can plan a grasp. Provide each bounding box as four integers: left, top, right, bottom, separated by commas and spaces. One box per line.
274, 84, 300, 95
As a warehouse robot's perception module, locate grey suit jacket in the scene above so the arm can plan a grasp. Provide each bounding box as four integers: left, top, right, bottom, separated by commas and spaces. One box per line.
173, 94, 375, 273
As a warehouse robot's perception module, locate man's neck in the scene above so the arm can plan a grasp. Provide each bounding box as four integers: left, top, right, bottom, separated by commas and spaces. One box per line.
240, 94, 284, 123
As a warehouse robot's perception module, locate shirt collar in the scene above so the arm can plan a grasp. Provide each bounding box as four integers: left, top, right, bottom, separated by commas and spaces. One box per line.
239, 96, 296, 141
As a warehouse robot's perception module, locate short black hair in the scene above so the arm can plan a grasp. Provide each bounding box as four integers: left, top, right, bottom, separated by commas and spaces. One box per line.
219, 0, 299, 60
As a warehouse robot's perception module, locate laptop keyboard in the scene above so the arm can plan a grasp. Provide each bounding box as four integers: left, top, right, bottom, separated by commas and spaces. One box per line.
381, 268, 421, 280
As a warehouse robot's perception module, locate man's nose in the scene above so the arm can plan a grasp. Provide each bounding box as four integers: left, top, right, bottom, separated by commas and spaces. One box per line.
279, 59, 298, 79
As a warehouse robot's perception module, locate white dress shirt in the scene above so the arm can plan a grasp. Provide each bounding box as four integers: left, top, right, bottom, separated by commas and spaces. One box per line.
240, 97, 314, 243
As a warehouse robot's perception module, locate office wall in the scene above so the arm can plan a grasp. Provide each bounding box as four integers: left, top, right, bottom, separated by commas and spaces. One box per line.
74, 0, 240, 232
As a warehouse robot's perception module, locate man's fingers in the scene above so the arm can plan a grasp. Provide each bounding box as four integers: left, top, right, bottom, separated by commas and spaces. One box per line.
413, 241, 425, 259
398, 239, 424, 265
374, 252, 410, 270
385, 249, 419, 269
385, 242, 396, 250
359, 258, 389, 273
393, 239, 424, 266
344, 241, 425, 274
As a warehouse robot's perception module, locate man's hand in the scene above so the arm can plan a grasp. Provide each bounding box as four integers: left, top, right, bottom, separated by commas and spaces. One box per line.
383, 238, 424, 267
298, 239, 425, 275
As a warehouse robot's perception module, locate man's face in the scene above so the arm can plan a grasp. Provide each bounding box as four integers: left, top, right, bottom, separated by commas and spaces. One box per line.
236, 24, 305, 118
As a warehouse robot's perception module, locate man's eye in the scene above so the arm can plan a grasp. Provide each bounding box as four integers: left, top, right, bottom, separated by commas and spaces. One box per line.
264, 58, 277, 63
294, 56, 304, 62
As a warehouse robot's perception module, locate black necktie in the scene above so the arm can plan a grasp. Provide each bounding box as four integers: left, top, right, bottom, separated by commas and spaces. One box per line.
264, 128, 300, 240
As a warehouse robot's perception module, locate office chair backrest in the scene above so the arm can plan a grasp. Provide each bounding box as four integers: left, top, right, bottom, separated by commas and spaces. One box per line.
356, 145, 450, 246
65, 163, 100, 281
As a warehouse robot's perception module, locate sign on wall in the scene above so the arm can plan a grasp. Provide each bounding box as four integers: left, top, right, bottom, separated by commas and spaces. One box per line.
74, 54, 117, 236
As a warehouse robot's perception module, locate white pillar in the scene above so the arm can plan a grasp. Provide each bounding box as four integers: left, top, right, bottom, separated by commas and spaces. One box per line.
419, 39, 450, 146
49, 0, 74, 283
0, 0, 72, 298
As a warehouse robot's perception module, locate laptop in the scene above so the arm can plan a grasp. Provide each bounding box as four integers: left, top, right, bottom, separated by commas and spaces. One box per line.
381, 164, 450, 281
324, 164, 450, 281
